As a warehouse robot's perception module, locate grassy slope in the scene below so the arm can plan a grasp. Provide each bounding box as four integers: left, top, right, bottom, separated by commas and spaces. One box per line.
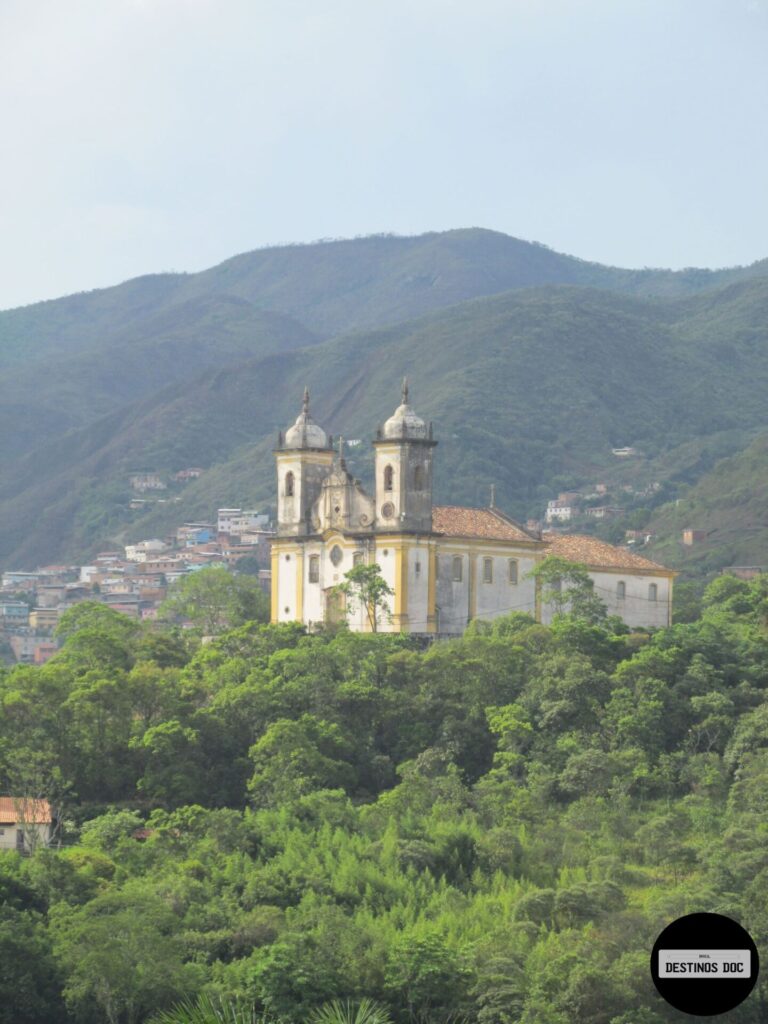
5, 276, 768, 568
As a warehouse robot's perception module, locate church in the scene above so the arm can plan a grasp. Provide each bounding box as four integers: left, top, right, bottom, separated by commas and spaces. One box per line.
270, 384, 674, 634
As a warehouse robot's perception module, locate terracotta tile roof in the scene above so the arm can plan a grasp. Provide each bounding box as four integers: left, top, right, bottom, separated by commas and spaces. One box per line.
432, 506, 539, 543
0, 797, 52, 824
543, 532, 670, 573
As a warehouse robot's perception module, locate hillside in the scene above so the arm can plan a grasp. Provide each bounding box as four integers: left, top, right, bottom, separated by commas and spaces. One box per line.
4, 228, 768, 467
5, 276, 768, 569
647, 433, 768, 573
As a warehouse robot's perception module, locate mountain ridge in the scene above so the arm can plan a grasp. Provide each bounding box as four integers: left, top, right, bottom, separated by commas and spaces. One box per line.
5, 271, 768, 569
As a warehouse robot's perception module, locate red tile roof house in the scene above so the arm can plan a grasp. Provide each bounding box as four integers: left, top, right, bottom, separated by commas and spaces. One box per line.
0, 797, 54, 852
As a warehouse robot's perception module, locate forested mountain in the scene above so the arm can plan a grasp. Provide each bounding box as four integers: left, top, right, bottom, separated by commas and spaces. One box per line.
2, 575, 768, 1022
3, 228, 768, 569
3, 227, 767, 461
4, 274, 768, 569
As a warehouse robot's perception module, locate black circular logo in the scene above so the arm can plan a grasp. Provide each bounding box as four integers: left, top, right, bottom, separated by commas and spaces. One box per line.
650, 912, 759, 1016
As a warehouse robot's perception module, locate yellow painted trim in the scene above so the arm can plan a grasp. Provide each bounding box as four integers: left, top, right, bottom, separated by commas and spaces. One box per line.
427, 543, 437, 633
270, 548, 279, 624
393, 540, 411, 626
296, 549, 304, 623
534, 575, 542, 623
469, 554, 477, 622
668, 576, 674, 626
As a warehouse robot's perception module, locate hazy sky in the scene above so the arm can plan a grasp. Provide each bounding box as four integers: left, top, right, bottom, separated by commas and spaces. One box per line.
1, 0, 767, 309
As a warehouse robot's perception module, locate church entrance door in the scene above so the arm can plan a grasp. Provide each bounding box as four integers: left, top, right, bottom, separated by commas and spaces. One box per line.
324, 588, 346, 625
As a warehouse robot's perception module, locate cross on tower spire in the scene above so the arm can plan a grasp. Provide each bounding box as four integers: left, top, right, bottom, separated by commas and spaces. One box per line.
401, 377, 409, 405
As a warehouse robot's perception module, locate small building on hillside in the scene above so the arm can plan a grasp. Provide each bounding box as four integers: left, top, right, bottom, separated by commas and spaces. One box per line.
545, 501, 575, 523
0, 797, 54, 852
585, 506, 625, 520
682, 529, 707, 546
0, 601, 30, 627
130, 472, 166, 492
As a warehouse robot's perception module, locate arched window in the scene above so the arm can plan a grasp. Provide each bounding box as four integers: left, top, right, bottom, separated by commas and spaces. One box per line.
384, 465, 394, 491
483, 558, 493, 584
649, 583, 658, 602
308, 555, 320, 583
617, 580, 626, 599
413, 466, 424, 490
508, 559, 518, 584
285, 471, 295, 497
452, 556, 463, 582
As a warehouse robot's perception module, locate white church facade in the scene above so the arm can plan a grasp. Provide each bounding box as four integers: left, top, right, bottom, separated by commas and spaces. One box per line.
271, 385, 674, 635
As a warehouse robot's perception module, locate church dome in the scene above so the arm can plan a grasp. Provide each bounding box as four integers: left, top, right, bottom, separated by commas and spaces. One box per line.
284, 388, 329, 449
382, 379, 427, 439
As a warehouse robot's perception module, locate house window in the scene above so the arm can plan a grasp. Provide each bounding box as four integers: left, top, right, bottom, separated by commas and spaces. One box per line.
384, 465, 394, 491
452, 556, 463, 582
508, 559, 518, 584
617, 581, 626, 599
285, 471, 294, 497
353, 551, 364, 567
308, 555, 319, 583
649, 583, 658, 601
483, 558, 493, 583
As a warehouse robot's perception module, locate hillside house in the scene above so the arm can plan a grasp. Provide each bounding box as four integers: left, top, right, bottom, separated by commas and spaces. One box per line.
586, 506, 626, 520
0, 601, 29, 627
682, 529, 707, 546
0, 798, 54, 852
28, 608, 60, 632
130, 472, 166, 492
545, 500, 576, 523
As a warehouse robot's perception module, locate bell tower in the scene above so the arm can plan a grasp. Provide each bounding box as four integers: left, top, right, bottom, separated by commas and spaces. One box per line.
373, 379, 436, 533
275, 388, 334, 537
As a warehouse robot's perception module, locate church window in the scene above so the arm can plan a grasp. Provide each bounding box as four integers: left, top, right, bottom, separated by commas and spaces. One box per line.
308, 555, 319, 583
415, 561, 421, 576
617, 580, 626, 599
353, 551, 364, 566
330, 545, 343, 567
649, 583, 658, 601
508, 559, 518, 584
452, 556, 463, 582
285, 471, 295, 497
483, 558, 493, 583
413, 466, 424, 489
384, 465, 394, 491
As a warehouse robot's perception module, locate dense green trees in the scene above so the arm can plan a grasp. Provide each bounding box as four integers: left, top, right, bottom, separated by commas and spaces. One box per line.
1, 573, 768, 1021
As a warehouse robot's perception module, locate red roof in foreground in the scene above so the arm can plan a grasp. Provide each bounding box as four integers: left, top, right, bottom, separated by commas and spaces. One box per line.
544, 532, 671, 573
0, 797, 52, 824
432, 506, 539, 543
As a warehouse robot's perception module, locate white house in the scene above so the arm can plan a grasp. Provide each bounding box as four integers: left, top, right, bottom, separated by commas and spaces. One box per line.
0, 797, 54, 852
